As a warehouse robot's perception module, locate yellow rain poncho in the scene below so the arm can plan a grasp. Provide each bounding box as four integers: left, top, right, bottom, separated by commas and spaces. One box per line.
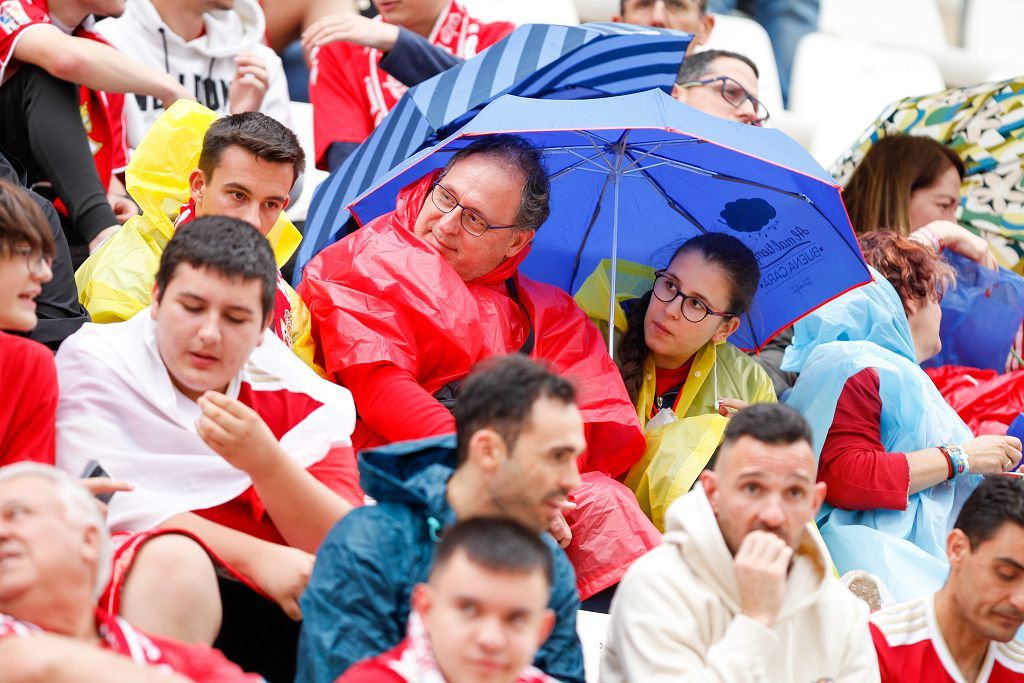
75, 101, 321, 374
576, 259, 776, 530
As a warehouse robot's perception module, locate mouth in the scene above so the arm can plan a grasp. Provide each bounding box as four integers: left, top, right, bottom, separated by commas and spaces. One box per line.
17, 291, 40, 308
187, 351, 219, 369
649, 319, 672, 337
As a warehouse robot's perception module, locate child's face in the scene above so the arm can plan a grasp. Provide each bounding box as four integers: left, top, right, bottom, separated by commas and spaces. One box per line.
0, 246, 51, 332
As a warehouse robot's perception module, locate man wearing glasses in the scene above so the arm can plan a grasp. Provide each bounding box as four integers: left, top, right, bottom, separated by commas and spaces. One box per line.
613, 0, 715, 52
672, 49, 768, 126
299, 133, 660, 605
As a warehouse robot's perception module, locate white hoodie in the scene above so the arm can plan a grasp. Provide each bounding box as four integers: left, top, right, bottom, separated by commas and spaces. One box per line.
95, 0, 292, 149
601, 485, 880, 683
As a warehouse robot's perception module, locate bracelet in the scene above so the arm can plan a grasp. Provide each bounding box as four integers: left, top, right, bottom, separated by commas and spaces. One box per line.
939, 444, 970, 478
939, 446, 954, 479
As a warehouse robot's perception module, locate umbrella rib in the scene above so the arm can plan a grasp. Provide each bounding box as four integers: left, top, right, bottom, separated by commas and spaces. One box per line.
638, 149, 810, 200
622, 147, 709, 233
547, 147, 614, 178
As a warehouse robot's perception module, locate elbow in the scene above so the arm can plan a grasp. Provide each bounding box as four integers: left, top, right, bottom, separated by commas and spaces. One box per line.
0, 639, 61, 683
43, 50, 86, 84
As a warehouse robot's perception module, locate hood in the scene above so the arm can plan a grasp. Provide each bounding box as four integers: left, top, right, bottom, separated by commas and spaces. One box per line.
358, 434, 457, 521
781, 267, 916, 374
662, 484, 830, 618
381, 171, 534, 288
114, 0, 265, 58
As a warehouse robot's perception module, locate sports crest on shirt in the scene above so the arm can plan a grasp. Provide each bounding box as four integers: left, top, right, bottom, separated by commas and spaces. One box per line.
0, 1, 33, 35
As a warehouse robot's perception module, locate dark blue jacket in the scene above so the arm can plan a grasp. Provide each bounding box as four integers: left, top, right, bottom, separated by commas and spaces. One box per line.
294, 435, 585, 683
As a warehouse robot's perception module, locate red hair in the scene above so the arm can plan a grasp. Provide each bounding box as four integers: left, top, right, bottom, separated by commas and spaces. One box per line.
858, 231, 955, 313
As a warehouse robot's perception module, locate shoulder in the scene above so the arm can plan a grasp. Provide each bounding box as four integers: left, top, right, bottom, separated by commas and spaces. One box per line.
338, 653, 408, 683
319, 504, 416, 562
0, 332, 53, 367
994, 639, 1024, 675
869, 596, 929, 645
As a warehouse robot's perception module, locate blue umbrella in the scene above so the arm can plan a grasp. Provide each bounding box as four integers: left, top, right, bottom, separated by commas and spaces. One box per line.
294, 22, 692, 284
349, 89, 871, 352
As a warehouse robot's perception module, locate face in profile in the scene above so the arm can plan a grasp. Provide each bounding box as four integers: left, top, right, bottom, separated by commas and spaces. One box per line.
189, 146, 293, 236
644, 249, 740, 369
413, 154, 534, 282
413, 550, 555, 683
701, 435, 826, 555
481, 396, 585, 534
908, 163, 961, 230
151, 263, 269, 401
948, 523, 1024, 643
906, 296, 942, 363
0, 244, 51, 332
0, 476, 100, 614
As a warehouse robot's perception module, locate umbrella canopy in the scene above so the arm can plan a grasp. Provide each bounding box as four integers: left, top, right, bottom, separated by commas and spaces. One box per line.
350, 89, 871, 352
294, 22, 692, 284
832, 76, 1024, 248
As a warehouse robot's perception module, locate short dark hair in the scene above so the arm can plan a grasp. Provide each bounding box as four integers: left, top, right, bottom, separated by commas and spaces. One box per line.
198, 112, 305, 184
721, 403, 812, 451
620, 0, 708, 15
677, 49, 760, 85
431, 517, 554, 588
154, 216, 278, 320
443, 134, 551, 232
0, 179, 54, 259
455, 355, 576, 466
954, 476, 1024, 551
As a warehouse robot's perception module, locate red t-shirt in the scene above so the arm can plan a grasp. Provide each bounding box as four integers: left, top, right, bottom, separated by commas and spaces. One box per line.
308, 0, 514, 167
871, 594, 1024, 682
651, 358, 694, 418
0, 0, 127, 184
818, 367, 912, 511
0, 609, 260, 682
0, 331, 56, 466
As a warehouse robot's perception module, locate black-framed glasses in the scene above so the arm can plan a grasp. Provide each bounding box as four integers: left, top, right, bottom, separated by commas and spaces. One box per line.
678, 76, 770, 125
626, 0, 701, 16
430, 182, 518, 237
652, 271, 733, 323
12, 245, 52, 276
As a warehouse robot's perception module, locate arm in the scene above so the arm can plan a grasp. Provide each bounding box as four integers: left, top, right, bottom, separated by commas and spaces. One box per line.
533, 544, 585, 683
910, 220, 997, 270
0, 635, 193, 683
13, 26, 187, 104
195, 391, 353, 552
338, 362, 455, 443
378, 28, 463, 87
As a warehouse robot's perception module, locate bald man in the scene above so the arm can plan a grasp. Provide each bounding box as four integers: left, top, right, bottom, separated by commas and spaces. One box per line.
602, 404, 879, 682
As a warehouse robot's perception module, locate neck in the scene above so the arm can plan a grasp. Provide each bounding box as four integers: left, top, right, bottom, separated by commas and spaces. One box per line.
651, 350, 696, 371
408, 0, 447, 38
47, 0, 90, 29
445, 466, 499, 520
152, 0, 206, 41
10, 589, 99, 643
934, 586, 990, 680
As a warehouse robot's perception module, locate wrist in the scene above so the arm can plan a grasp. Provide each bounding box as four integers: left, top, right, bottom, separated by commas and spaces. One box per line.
244, 443, 290, 482
372, 23, 400, 51
939, 444, 970, 478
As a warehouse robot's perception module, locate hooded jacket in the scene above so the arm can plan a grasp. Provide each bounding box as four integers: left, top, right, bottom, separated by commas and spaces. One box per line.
295, 435, 585, 683
601, 485, 879, 683
95, 0, 291, 149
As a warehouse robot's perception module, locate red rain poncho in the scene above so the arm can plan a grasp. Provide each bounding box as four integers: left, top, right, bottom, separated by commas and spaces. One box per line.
299, 171, 646, 477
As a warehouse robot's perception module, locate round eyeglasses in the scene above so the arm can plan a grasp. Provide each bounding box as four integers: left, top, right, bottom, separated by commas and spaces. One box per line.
626, 0, 702, 17
12, 245, 53, 276
678, 75, 770, 125
430, 182, 519, 237
652, 272, 734, 323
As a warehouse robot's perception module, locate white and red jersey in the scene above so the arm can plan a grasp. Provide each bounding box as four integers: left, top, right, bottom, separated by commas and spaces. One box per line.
307, 0, 513, 167
0, 0, 127, 187
871, 593, 1024, 682
0, 609, 261, 681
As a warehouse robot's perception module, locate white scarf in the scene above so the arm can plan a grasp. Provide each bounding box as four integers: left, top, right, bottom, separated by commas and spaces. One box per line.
55, 310, 355, 532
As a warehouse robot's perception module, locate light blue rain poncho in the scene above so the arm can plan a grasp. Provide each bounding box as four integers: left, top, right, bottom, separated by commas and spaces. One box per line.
782, 269, 978, 602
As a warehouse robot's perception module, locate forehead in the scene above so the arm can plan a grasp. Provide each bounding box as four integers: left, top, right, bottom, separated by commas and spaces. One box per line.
704, 57, 758, 92
164, 263, 263, 307
0, 475, 61, 507
973, 523, 1024, 561
434, 552, 549, 606
517, 397, 585, 449
209, 146, 294, 192
721, 435, 815, 480
664, 250, 734, 308
445, 154, 526, 195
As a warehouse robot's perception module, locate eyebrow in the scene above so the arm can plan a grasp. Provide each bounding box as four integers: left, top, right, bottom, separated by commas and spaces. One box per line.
996, 557, 1024, 573
663, 270, 722, 309
177, 291, 257, 315
222, 182, 287, 204
442, 182, 496, 225
735, 470, 813, 484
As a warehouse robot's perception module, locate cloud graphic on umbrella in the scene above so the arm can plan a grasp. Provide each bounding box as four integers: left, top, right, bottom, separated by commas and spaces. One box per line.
720, 198, 777, 233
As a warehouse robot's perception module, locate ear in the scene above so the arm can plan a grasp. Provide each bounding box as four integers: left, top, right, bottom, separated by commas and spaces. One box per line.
150, 284, 162, 319
947, 528, 971, 569
282, 195, 290, 210
188, 169, 207, 205
692, 13, 715, 47
82, 523, 103, 575
711, 315, 741, 343
535, 608, 556, 646
699, 470, 719, 510
467, 428, 508, 475
504, 228, 535, 260
811, 481, 827, 517
671, 83, 687, 103
611, 14, 624, 23
411, 583, 433, 617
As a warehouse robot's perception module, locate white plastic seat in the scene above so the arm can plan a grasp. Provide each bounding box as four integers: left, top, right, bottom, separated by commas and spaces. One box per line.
700, 13, 784, 119
964, 0, 1024, 71
574, 0, 619, 23
576, 609, 611, 683
788, 32, 945, 166
819, 0, 948, 49
285, 101, 329, 224
460, 0, 581, 26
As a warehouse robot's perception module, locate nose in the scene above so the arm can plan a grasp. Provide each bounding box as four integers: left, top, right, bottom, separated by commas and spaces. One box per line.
650, 1, 667, 26
475, 615, 507, 653
34, 258, 53, 284
757, 495, 785, 528
735, 98, 758, 125
562, 461, 582, 493
436, 207, 463, 237
197, 311, 222, 345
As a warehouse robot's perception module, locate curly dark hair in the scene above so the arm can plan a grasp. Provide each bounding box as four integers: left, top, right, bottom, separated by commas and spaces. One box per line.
858, 231, 955, 313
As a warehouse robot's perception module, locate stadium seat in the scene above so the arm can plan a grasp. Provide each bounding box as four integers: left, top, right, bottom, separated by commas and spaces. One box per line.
701, 13, 784, 117
577, 609, 611, 683
461, 0, 581, 26
285, 101, 329, 223
788, 32, 945, 165
574, 0, 618, 23
964, 0, 1024, 71
819, 0, 948, 49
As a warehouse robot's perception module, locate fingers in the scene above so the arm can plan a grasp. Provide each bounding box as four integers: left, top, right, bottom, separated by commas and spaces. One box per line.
81, 478, 134, 496
199, 391, 253, 422
558, 500, 578, 513
281, 598, 303, 621
717, 398, 748, 416
196, 414, 232, 451
737, 530, 791, 569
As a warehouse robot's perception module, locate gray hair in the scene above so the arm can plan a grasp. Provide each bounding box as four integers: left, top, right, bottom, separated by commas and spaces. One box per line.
0, 463, 111, 601
442, 134, 551, 233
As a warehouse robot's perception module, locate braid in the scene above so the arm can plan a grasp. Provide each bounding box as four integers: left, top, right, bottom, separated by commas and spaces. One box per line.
616, 290, 654, 405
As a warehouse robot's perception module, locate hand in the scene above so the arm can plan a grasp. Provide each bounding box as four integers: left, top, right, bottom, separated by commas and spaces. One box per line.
549, 501, 577, 549
717, 398, 748, 416
964, 435, 1023, 474
228, 52, 270, 114
301, 12, 400, 58
734, 530, 792, 627
80, 477, 134, 517
107, 193, 138, 224
88, 225, 120, 253
917, 220, 998, 270
159, 78, 193, 109
196, 391, 284, 478
244, 543, 315, 620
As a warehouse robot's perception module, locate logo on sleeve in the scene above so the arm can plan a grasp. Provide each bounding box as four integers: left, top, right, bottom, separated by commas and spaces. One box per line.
0, 1, 32, 35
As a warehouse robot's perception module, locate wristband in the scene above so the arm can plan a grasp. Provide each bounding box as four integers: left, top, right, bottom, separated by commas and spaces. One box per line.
939, 444, 969, 478
917, 226, 942, 252
939, 446, 954, 479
